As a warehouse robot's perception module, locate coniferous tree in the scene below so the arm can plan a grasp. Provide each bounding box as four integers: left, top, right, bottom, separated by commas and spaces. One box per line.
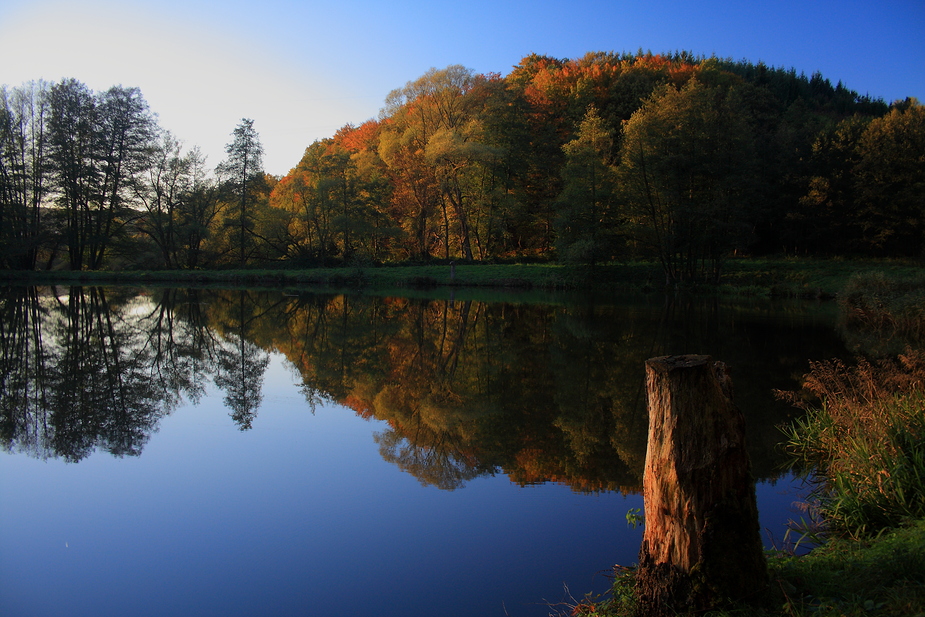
217, 118, 264, 267
555, 106, 621, 263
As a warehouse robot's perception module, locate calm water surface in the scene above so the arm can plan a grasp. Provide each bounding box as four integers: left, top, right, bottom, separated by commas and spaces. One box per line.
0, 286, 849, 617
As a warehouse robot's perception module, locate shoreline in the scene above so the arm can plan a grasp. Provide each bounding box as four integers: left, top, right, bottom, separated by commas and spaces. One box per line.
2, 257, 921, 299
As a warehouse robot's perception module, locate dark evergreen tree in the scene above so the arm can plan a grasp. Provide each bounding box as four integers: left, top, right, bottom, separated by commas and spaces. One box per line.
217, 118, 264, 266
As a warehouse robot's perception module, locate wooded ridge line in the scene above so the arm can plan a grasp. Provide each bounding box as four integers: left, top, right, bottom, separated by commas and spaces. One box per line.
3, 52, 922, 279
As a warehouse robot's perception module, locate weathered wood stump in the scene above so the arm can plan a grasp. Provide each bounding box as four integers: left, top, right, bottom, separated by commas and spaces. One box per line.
634, 355, 767, 616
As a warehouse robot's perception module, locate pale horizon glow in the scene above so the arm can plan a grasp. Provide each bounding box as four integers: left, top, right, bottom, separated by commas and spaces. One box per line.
2, 0, 922, 176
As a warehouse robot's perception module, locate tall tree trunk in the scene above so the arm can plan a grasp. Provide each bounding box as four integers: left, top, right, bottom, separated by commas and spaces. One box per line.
447, 182, 473, 260
635, 354, 766, 616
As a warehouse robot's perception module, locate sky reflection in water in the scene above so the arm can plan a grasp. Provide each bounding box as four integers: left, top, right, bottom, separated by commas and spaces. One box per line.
2, 356, 644, 616
0, 288, 835, 617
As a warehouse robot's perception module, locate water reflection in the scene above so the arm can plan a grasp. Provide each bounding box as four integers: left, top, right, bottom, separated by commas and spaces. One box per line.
0, 285, 848, 491
2, 287, 171, 461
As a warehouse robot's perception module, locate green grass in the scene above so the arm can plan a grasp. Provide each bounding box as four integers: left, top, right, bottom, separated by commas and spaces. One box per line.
2, 257, 922, 299
567, 522, 925, 617
721, 257, 925, 299
763, 521, 925, 617
781, 351, 925, 539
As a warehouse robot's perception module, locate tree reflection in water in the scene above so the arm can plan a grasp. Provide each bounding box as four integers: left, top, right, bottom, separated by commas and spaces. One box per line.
1, 286, 167, 461
0, 285, 848, 492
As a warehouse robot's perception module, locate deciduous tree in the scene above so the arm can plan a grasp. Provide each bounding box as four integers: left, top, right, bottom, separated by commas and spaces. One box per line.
619, 80, 757, 282
135, 132, 189, 268
47, 80, 157, 270
380, 65, 494, 260
0, 81, 50, 270
854, 100, 925, 257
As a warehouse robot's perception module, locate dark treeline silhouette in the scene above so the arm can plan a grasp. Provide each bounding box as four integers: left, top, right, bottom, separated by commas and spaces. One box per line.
2, 53, 922, 280
0, 286, 849, 490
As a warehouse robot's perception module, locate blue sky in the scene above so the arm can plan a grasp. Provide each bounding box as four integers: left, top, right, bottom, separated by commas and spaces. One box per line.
2, 0, 922, 175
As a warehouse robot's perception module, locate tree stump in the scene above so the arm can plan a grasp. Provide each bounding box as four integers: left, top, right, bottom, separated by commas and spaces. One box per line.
634, 355, 766, 616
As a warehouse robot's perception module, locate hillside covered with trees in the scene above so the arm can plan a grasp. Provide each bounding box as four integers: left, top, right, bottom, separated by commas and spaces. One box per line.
2, 52, 923, 282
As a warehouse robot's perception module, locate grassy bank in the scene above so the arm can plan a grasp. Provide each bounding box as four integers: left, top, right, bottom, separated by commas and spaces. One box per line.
719, 258, 924, 299
782, 350, 925, 538
841, 271, 925, 330
1, 257, 923, 299
575, 522, 925, 617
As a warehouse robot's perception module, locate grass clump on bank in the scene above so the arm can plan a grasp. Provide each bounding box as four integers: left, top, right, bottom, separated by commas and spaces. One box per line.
781, 350, 925, 538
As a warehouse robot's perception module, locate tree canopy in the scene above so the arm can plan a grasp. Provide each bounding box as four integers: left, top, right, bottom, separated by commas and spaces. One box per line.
3, 52, 920, 276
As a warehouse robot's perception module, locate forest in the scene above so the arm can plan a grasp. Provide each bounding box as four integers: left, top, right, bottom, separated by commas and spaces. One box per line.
2, 52, 923, 282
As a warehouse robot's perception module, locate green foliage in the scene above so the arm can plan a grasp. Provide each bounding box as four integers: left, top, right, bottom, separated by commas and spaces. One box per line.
556, 106, 622, 263
4, 53, 917, 271
625, 507, 644, 529
781, 351, 925, 538
799, 101, 925, 257
581, 523, 925, 617
854, 102, 925, 257
763, 522, 925, 617
618, 79, 759, 283
797, 115, 871, 254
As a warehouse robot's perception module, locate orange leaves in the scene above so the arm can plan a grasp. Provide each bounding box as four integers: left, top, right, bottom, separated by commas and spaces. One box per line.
343, 394, 374, 419
333, 119, 381, 154
513, 52, 707, 124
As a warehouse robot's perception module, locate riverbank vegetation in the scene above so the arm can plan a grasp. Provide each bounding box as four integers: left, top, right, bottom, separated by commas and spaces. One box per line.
576, 522, 925, 617
782, 350, 925, 539
2, 258, 924, 302
3, 52, 923, 286
572, 423, 925, 617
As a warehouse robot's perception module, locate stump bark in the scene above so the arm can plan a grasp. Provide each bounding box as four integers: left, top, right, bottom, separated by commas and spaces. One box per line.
634, 355, 766, 616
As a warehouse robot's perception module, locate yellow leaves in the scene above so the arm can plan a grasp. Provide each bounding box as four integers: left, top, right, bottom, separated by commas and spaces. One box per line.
423, 124, 497, 166
562, 105, 613, 159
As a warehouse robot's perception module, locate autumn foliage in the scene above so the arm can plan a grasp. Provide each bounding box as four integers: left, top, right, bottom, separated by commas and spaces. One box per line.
3, 51, 919, 276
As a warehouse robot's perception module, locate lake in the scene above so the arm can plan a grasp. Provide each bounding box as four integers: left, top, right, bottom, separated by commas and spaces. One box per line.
0, 285, 849, 617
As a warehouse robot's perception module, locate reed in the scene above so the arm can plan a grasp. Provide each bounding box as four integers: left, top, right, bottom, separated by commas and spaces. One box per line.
781, 349, 925, 538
